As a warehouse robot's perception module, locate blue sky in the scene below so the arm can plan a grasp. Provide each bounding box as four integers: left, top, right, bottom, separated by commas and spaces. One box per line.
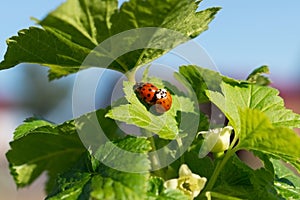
0, 0, 299, 88
198, 0, 300, 87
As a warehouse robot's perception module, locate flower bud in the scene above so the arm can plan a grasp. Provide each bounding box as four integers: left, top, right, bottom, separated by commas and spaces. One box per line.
198, 126, 233, 157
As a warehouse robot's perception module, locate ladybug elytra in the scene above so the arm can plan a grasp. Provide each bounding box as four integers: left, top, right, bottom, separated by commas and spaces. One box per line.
134, 82, 172, 113
134, 82, 158, 105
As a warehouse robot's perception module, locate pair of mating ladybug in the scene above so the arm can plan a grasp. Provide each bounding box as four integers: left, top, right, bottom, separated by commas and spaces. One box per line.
134, 82, 172, 113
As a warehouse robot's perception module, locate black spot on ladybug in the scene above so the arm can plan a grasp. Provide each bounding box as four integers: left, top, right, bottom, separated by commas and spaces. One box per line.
147, 94, 151, 97
148, 88, 152, 91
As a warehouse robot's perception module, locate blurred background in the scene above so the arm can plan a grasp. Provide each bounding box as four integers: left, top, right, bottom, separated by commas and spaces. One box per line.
0, 0, 299, 199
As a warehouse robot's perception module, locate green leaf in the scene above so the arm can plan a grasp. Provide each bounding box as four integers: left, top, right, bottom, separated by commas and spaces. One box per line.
178, 65, 248, 103
109, 0, 220, 70
246, 65, 271, 86
175, 138, 214, 179
90, 138, 151, 200
151, 135, 214, 186
213, 155, 278, 200
271, 159, 300, 199
46, 152, 100, 199
112, 0, 219, 37
93, 136, 151, 172
179, 65, 223, 103
6, 120, 86, 191
6, 107, 124, 192
13, 117, 54, 140
0, 0, 118, 80
47, 137, 151, 200
0, 27, 92, 80
106, 81, 197, 140
39, 0, 118, 49
236, 108, 300, 172
147, 177, 165, 197
0, 0, 219, 80
206, 81, 300, 130
95, 106, 126, 138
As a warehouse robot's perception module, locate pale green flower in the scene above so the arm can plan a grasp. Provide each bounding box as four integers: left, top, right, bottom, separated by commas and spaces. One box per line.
164, 164, 207, 199
198, 126, 233, 158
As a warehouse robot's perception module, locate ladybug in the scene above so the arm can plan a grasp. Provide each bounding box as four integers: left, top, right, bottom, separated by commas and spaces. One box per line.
154, 89, 172, 113
134, 82, 158, 105
134, 82, 172, 113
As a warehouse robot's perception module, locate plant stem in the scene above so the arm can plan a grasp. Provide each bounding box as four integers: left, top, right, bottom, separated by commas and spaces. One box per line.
204, 149, 235, 191
147, 136, 163, 175
126, 67, 137, 83
205, 191, 243, 200
204, 130, 239, 192
176, 138, 185, 164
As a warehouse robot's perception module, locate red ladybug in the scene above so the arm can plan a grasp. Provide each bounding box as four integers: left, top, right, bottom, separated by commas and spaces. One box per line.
134, 82, 158, 105
154, 89, 172, 113
134, 82, 172, 113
